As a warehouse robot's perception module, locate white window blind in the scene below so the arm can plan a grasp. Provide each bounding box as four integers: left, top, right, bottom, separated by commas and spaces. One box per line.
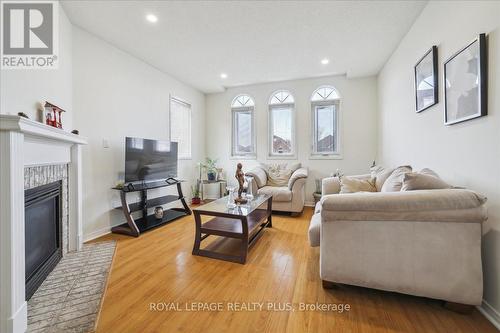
310, 86, 340, 157
231, 94, 256, 157
170, 97, 192, 159
268, 90, 295, 158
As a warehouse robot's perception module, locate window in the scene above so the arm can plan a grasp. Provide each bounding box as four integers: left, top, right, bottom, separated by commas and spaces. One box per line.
170, 96, 191, 159
231, 94, 256, 157
268, 90, 295, 158
311, 86, 340, 157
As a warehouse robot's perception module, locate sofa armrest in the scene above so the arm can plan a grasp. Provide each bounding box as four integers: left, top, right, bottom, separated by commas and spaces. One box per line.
321, 189, 488, 223
246, 166, 267, 188
288, 167, 308, 190
322, 177, 340, 195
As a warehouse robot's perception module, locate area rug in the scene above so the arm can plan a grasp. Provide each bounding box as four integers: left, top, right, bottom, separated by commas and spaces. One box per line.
27, 241, 116, 333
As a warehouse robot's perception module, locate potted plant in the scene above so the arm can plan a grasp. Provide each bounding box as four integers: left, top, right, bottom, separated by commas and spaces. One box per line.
202, 157, 218, 181
191, 183, 201, 205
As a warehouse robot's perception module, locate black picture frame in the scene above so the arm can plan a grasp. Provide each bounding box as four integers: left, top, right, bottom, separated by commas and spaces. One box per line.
414, 46, 438, 113
444, 33, 487, 125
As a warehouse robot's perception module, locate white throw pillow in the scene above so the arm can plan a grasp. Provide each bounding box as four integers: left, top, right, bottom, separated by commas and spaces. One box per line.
370, 165, 395, 192
401, 169, 451, 191
340, 176, 377, 194
380, 166, 412, 192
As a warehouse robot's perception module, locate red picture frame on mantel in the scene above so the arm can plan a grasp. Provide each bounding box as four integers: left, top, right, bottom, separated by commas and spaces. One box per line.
43, 101, 66, 129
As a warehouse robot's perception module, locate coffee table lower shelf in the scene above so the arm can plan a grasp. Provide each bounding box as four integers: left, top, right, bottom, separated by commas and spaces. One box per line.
192, 195, 273, 264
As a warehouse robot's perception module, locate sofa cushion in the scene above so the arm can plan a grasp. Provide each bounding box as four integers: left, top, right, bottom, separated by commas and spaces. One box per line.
340, 176, 376, 194
320, 189, 488, 223
401, 172, 451, 191
381, 165, 412, 192
370, 165, 395, 192
258, 186, 293, 202
308, 213, 321, 247
246, 167, 267, 188
314, 201, 322, 214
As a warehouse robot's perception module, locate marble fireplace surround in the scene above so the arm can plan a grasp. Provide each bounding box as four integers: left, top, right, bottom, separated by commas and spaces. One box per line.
0, 115, 87, 333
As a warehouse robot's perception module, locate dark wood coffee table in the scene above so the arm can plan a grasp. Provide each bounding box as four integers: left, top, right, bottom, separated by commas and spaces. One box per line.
192, 194, 272, 264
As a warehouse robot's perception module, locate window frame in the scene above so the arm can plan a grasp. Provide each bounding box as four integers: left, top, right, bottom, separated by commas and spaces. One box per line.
231, 94, 256, 159
268, 90, 296, 159
169, 95, 192, 160
310, 86, 342, 160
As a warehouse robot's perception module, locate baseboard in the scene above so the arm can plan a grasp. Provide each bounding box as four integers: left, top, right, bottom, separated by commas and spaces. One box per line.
304, 201, 315, 207
477, 299, 500, 330
83, 225, 116, 242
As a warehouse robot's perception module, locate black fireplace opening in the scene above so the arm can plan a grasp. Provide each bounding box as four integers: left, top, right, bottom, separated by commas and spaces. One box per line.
25, 181, 63, 301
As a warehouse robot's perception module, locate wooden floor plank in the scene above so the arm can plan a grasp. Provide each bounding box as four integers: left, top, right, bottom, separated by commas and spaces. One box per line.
91, 207, 497, 333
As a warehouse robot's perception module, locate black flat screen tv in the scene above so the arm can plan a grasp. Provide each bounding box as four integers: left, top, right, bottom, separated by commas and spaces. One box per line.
125, 137, 177, 183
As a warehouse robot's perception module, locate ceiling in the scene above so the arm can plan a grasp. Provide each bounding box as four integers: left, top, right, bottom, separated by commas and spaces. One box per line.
62, 1, 427, 93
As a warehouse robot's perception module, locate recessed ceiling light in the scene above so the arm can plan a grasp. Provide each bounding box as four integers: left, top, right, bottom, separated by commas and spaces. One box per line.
146, 14, 158, 23
321, 58, 329, 65
220, 73, 228, 79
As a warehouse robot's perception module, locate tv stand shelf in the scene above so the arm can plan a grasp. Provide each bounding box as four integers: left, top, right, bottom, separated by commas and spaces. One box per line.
111, 179, 191, 237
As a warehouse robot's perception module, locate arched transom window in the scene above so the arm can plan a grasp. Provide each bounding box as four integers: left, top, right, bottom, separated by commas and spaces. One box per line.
311, 86, 340, 101
310, 86, 341, 157
269, 90, 295, 105
268, 90, 296, 158
231, 94, 256, 157
232, 94, 255, 108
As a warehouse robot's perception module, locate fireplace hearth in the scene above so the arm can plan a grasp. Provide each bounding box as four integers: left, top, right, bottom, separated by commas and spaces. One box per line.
25, 181, 63, 300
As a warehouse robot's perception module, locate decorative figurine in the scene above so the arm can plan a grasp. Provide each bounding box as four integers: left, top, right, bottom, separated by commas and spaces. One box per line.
43, 101, 66, 129
234, 163, 247, 204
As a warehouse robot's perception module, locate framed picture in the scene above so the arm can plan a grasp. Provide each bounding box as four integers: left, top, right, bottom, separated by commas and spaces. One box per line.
444, 33, 487, 125
414, 46, 438, 112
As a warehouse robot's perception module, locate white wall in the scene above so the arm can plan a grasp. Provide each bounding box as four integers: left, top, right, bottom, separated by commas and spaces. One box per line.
0, 3, 73, 130
72, 27, 205, 240
206, 75, 378, 203
378, 1, 500, 319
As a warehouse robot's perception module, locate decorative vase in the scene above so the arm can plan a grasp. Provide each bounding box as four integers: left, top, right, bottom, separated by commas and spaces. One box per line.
154, 206, 164, 219
207, 171, 217, 181
226, 186, 236, 209
245, 175, 254, 201
192, 197, 201, 205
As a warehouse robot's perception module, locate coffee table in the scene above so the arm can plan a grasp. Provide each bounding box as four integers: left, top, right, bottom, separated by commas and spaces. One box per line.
192, 194, 272, 264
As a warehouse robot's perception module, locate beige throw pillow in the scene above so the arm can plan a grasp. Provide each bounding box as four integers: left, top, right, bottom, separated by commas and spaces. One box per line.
401, 171, 451, 191
267, 169, 292, 187
340, 176, 377, 194
370, 165, 395, 192
261, 162, 300, 187
380, 166, 412, 192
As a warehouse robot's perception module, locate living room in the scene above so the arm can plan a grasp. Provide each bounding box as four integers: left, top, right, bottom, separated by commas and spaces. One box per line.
0, 1, 499, 332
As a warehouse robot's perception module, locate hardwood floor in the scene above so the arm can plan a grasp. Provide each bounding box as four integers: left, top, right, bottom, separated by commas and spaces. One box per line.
91, 207, 497, 333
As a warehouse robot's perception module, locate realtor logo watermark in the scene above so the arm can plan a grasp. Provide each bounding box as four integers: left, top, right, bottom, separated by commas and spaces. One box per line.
1, 1, 59, 69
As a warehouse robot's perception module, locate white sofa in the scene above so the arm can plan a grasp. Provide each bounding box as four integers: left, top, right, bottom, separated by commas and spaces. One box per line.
309, 174, 487, 306
246, 166, 308, 215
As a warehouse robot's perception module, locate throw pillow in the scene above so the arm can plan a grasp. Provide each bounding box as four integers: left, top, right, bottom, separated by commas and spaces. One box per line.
419, 168, 440, 178
340, 176, 377, 194
370, 165, 395, 192
380, 165, 412, 192
267, 167, 292, 187
401, 171, 451, 191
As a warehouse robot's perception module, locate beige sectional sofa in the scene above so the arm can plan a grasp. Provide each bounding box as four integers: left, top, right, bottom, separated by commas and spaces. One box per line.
309, 172, 487, 306
246, 165, 308, 214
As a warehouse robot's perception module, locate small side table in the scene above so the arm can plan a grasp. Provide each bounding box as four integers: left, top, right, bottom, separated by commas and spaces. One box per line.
200, 180, 227, 201
313, 192, 322, 205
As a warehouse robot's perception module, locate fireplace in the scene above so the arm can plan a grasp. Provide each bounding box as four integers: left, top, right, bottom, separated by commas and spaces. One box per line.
25, 181, 63, 300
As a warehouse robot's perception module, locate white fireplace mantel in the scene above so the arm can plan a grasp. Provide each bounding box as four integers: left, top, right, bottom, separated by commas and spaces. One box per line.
0, 115, 87, 333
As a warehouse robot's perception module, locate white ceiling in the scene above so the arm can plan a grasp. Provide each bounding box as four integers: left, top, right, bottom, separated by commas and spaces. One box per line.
62, 1, 427, 93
